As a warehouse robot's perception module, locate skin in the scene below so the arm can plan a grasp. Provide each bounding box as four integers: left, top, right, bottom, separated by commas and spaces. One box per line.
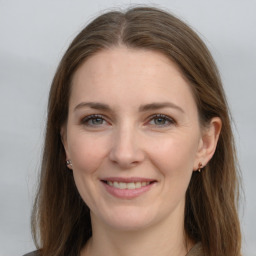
62, 46, 221, 256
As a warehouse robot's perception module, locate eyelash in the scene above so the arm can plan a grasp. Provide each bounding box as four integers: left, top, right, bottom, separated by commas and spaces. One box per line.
81, 114, 107, 126
81, 114, 176, 128
147, 114, 176, 127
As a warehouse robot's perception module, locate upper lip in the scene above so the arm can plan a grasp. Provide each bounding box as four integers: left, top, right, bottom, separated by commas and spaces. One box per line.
101, 177, 157, 183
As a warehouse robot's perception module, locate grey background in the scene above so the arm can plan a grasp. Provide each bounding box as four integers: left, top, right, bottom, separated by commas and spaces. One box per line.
0, 0, 255, 255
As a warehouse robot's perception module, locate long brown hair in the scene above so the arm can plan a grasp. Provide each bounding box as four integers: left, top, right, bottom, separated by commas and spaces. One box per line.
32, 6, 242, 256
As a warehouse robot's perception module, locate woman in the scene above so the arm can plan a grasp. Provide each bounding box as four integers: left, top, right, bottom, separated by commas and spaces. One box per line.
25, 6, 242, 256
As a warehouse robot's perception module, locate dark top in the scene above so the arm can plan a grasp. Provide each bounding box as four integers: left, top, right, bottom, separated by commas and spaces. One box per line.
186, 243, 204, 256
23, 242, 204, 256
23, 251, 40, 256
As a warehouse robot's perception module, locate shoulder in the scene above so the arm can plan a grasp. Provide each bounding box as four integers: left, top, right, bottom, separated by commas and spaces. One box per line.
23, 250, 40, 256
186, 242, 204, 256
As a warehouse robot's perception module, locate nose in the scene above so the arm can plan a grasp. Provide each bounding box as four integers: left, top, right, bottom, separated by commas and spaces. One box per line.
109, 124, 145, 169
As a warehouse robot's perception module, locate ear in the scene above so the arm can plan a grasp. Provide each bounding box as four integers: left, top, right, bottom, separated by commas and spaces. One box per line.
60, 125, 71, 160
193, 117, 222, 171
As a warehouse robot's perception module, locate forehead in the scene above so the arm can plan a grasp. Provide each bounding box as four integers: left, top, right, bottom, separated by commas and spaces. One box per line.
70, 47, 197, 114
73, 47, 185, 86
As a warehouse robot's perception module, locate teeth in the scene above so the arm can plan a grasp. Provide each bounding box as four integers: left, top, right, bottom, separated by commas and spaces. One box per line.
120, 182, 127, 189
106, 181, 151, 189
127, 182, 135, 189
135, 182, 141, 188
113, 181, 119, 188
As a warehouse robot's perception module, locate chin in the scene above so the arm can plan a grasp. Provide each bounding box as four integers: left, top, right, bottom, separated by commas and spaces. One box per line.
93, 206, 157, 231
107, 218, 153, 232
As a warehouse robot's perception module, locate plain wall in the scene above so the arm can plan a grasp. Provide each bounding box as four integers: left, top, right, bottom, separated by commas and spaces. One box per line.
0, 0, 255, 255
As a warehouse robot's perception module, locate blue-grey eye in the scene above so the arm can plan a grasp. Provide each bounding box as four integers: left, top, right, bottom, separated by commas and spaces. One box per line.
154, 117, 168, 125
82, 114, 106, 126
148, 114, 174, 127
90, 117, 104, 125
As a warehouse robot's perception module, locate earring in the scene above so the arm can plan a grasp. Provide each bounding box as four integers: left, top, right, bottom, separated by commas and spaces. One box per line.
66, 160, 72, 168
198, 162, 203, 172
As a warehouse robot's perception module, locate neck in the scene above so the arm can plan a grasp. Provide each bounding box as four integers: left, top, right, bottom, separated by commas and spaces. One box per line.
81, 208, 193, 256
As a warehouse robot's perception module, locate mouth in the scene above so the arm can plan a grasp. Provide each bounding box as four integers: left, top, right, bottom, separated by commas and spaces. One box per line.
100, 177, 157, 199
101, 180, 155, 189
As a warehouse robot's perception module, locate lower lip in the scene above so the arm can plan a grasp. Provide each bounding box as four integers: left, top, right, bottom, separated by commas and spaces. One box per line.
102, 181, 155, 199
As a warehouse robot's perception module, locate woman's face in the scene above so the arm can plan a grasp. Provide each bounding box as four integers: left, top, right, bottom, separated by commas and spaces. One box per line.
62, 47, 205, 231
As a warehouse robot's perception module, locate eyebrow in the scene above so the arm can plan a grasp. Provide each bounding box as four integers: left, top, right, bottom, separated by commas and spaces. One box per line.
138, 102, 184, 113
74, 102, 112, 112
74, 101, 184, 113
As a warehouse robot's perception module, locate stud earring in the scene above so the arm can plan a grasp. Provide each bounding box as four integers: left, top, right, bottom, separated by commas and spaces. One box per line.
66, 160, 72, 168
198, 162, 203, 172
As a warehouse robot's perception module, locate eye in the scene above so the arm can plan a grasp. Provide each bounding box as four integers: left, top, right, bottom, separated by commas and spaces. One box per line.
147, 114, 175, 127
81, 114, 108, 127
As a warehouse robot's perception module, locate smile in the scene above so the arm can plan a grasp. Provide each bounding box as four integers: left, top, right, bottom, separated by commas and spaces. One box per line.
101, 177, 157, 199
106, 181, 151, 189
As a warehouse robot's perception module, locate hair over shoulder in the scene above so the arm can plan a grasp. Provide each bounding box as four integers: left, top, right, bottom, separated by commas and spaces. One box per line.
31, 6, 242, 256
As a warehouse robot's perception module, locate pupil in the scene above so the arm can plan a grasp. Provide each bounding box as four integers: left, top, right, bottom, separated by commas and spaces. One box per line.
93, 118, 103, 124
155, 118, 165, 125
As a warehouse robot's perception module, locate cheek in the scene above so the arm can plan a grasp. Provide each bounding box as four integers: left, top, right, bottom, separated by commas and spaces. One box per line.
67, 131, 109, 174
67, 132, 110, 208
147, 132, 199, 176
